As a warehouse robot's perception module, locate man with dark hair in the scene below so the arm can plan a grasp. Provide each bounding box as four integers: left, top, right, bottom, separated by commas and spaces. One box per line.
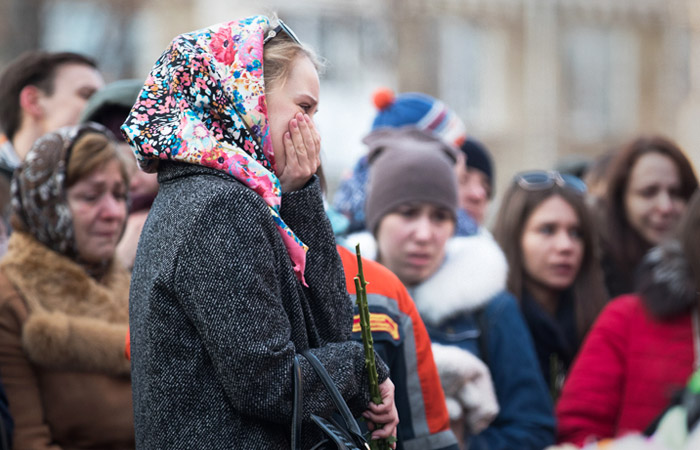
0, 50, 103, 256
457, 138, 495, 228
0, 51, 103, 169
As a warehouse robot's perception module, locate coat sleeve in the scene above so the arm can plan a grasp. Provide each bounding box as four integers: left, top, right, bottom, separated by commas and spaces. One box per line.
390, 286, 459, 450
172, 180, 381, 423
555, 297, 631, 446
0, 286, 61, 450
469, 293, 556, 450
280, 177, 360, 345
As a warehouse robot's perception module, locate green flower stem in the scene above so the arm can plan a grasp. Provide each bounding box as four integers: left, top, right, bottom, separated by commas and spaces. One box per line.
355, 244, 390, 450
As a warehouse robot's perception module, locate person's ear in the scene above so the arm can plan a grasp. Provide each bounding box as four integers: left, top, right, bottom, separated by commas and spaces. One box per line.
18, 85, 44, 119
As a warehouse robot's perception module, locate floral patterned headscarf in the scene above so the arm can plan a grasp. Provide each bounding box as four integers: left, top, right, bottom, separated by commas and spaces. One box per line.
121, 15, 310, 284
11, 123, 113, 259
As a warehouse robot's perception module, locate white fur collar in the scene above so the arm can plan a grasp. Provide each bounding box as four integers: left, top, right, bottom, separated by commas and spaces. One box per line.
342, 232, 508, 326
342, 231, 378, 261
410, 235, 508, 325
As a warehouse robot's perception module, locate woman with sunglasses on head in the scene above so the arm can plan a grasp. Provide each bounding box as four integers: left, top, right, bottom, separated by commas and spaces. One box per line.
493, 171, 608, 400
350, 126, 555, 450
123, 16, 398, 449
599, 135, 698, 298
556, 189, 700, 446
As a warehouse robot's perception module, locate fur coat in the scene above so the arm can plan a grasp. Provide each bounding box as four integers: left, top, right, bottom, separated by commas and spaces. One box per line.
0, 231, 134, 450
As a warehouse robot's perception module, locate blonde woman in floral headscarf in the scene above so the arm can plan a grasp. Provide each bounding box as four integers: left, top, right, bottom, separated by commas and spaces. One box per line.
123, 16, 398, 449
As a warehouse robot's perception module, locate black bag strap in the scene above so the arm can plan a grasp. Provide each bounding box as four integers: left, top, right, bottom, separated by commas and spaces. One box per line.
292, 350, 367, 450
292, 356, 303, 450
301, 350, 365, 440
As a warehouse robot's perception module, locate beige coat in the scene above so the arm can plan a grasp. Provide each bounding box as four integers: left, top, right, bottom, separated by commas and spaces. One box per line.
0, 231, 134, 450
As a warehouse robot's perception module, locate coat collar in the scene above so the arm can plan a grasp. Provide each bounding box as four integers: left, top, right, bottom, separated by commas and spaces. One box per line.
0, 231, 130, 374
409, 235, 508, 326
1, 231, 130, 320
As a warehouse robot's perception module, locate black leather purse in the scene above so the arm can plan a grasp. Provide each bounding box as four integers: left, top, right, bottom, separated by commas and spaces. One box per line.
292, 350, 370, 450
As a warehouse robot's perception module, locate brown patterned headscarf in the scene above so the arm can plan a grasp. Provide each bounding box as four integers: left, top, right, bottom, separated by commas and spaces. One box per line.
11, 123, 114, 259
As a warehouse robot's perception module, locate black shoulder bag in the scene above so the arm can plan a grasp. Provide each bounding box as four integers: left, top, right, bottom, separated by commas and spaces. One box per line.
292, 350, 370, 450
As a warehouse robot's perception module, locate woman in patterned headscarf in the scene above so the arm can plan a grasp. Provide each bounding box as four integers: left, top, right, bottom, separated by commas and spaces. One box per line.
0, 123, 134, 450
123, 16, 398, 448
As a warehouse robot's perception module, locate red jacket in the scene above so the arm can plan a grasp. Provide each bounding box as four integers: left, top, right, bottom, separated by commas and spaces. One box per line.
338, 245, 457, 449
556, 294, 694, 446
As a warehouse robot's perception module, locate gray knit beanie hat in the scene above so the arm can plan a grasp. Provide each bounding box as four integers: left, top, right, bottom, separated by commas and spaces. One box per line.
364, 127, 458, 234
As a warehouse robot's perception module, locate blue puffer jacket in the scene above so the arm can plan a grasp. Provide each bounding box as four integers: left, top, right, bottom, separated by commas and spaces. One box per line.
409, 236, 555, 450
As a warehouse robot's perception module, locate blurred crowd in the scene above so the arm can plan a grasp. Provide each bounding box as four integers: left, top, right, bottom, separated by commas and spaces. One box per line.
0, 15, 698, 450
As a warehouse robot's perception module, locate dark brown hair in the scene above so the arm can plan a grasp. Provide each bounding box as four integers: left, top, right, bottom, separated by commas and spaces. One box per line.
0, 51, 97, 141
493, 182, 608, 339
679, 190, 700, 294
602, 135, 698, 287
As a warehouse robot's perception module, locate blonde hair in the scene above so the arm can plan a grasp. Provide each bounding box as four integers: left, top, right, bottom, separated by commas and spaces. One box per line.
262, 19, 323, 90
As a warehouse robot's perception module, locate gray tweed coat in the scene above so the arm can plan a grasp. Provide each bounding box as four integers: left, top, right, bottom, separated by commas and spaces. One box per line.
129, 162, 388, 449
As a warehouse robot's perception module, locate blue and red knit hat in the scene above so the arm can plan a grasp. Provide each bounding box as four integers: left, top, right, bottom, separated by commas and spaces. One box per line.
371, 87, 467, 148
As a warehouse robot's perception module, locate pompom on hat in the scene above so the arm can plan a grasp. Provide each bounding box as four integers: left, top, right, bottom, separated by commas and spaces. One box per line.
371, 87, 467, 148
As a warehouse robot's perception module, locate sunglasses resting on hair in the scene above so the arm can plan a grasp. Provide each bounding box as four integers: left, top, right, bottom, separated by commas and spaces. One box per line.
514, 170, 587, 194
264, 19, 301, 45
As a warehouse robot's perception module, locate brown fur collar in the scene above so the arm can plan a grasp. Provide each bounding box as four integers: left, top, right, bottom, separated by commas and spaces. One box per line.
1, 231, 131, 375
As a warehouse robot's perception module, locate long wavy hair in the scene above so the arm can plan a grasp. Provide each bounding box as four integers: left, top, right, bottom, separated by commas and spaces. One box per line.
601, 135, 698, 290
493, 182, 608, 339
680, 190, 700, 295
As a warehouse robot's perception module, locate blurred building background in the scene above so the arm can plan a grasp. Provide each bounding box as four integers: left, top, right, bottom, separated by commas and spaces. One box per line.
2, 0, 700, 221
